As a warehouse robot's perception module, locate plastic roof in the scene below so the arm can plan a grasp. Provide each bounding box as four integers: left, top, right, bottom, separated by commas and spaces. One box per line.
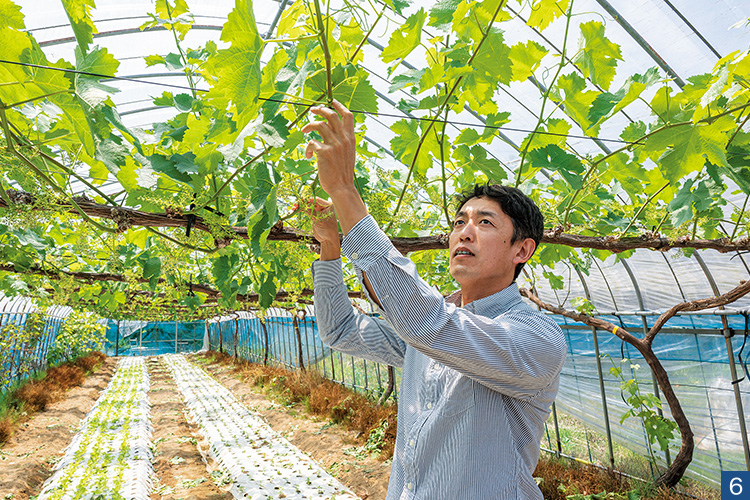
6, 0, 750, 319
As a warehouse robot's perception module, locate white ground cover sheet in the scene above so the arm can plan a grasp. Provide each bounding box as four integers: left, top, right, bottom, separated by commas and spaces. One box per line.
163, 354, 359, 500
37, 357, 153, 500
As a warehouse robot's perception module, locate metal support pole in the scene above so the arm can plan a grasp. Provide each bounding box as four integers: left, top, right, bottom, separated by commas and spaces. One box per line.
621, 260, 671, 465
592, 326, 616, 470
552, 401, 562, 458
575, 268, 616, 468
694, 252, 750, 469
725, 327, 750, 470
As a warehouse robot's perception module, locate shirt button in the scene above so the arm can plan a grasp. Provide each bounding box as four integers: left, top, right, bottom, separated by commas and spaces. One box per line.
407, 483, 414, 490
409, 439, 415, 446
351, 251, 359, 259
426, 402, 433, 410
432, 363, 440, 370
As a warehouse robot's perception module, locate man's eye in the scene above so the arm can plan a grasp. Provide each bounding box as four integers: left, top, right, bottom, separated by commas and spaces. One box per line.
453, 220, 464, 226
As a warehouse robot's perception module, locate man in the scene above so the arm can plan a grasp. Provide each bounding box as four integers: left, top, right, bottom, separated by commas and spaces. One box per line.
304, 100, 566, 499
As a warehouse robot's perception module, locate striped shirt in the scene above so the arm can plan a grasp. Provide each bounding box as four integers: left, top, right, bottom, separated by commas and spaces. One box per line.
312, 215, 567, 500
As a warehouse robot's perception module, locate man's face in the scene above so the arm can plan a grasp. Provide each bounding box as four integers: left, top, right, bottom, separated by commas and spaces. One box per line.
448, 196, 532, 295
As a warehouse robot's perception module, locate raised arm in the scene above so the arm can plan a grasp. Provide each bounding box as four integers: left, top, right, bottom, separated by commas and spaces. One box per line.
305, 196, 405, 367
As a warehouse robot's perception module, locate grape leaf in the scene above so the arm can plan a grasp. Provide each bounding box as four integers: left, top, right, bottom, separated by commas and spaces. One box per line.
668, 180, 699, 227
148, 153, 193, 184
725, 142, 750, 194
76, 45, 118, 76
573, 21, 622, 90
381, 8, 426, 64
587, 67, 660, 127
258, 270, 276, 309
0, 0, 24, 29
527, 144, 585, 189
60, 0, 96, 55
334, 73, 379, 113
212, 251, 240, 301
257, 114, 289, 148
527, 0, 570, 31
389, 68, 426, 92
471, 29, 512, 86
521, 119, 571, 152
508, 40, 547, 82
390, 119, 432, 178
95, 136, 129, 174
452, 144, 506, 181
204, 0, 263, 129
552, 73, 599, 133
428, 0, 461, 28
645, 116, 733, 183
139, 254, 162, 290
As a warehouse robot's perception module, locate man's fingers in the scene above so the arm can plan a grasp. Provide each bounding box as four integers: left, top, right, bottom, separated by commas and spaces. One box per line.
330, 100, 354, 131
305, 140, 322, 159
313, 198, 332, 212
301, 120, 335, 143
309, 105, 343, 133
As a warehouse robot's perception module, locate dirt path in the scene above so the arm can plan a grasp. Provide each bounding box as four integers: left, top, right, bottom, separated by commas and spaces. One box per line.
192, 356, 391, 500
147, 356, 234, 499
0, 357, 117, 499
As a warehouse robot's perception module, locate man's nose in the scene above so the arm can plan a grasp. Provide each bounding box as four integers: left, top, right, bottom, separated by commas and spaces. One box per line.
458, 222, 476, 241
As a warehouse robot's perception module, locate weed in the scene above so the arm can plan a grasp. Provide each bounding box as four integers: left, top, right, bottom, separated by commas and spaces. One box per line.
0, 418, 12, 444
45, 364, 84, 390
177, 477, 206, 489
210, 469, 232, 487
15, 381, 52, 412
0, 352, 106, 447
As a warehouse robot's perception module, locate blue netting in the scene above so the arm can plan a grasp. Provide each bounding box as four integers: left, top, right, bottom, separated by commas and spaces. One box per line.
555, 315, 750, 487
0, 312, 64, 393
103, 320, 206, 356
206, 316, 332, 369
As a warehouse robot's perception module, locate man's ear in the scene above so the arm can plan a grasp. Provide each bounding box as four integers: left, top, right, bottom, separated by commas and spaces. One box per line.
512, 238, 537, 265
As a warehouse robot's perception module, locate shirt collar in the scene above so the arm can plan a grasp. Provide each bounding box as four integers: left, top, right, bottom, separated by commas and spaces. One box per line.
447, 284, 524, 317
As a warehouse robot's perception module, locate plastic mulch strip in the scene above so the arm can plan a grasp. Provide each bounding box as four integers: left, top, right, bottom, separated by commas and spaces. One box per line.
163, 354, 359, 500
37, 357, 153, 500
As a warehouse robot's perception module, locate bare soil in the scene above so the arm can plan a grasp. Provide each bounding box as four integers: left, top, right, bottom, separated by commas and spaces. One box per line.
0, 357, 117, 499
147, 356, 233, 499
0, 355, 390, 500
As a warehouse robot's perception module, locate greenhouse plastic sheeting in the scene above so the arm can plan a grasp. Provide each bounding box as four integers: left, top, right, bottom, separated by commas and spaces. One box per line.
104, 320, 206, 356
556, 321, 750, 488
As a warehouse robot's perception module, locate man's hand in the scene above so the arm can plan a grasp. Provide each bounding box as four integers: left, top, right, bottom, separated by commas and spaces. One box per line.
302, 100, 356, 197
302, 100, 367, 235
303, 198, 341, 261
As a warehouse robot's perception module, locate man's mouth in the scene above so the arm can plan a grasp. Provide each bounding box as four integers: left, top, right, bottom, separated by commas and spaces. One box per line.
454, 249, 474, 257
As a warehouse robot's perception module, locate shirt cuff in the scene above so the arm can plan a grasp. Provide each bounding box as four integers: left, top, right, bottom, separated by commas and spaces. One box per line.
311, 258, 344, 286
341, 215, 395, 271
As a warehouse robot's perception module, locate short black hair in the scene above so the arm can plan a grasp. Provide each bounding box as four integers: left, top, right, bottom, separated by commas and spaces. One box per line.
455, 183, 544, 281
